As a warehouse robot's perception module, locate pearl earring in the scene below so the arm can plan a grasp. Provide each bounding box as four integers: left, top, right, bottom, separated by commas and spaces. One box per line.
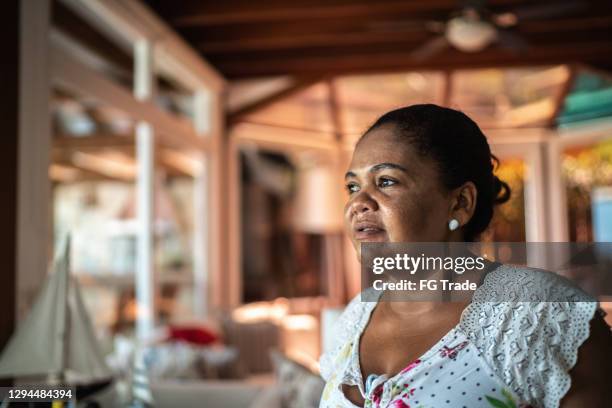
448, 219, 460, 231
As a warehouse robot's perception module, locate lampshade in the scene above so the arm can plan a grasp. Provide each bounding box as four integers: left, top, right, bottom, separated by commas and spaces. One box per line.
292, 160, 343, 233
446, 17, 497, 52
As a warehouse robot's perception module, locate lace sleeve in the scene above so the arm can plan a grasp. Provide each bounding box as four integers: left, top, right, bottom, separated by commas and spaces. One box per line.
459, 265, 598, 408
319, 292, 373, 381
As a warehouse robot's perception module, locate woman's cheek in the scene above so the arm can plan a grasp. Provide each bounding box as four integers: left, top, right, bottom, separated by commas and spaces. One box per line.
387, 198, 430, 242
382, 208, 412, 242
389, 220, 417, 242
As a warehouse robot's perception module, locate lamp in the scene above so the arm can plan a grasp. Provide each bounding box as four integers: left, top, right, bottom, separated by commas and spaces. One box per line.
291, 154, 346, 304
292, 156, 343, 233
446, 16, 497, 52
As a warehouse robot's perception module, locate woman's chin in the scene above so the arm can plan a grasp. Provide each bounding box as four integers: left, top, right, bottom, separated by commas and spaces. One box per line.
360, 237, 388, 244
354, 231, 388, 243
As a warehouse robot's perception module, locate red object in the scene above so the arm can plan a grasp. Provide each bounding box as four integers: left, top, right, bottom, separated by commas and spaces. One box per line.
168, 326, 218, 345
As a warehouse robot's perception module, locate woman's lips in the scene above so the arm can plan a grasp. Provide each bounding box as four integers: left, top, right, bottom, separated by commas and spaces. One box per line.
354, 228, 386, 241
353, 222, 387, 241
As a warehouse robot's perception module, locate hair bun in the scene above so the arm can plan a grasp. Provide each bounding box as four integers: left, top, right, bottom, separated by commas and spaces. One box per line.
493, 176, 511, 204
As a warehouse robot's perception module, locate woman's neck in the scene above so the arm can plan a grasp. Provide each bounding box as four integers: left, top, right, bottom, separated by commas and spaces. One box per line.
380, 291, 467, 322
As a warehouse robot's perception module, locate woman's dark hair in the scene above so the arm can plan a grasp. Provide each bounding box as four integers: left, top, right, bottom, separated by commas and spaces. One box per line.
362, 104, 511, 241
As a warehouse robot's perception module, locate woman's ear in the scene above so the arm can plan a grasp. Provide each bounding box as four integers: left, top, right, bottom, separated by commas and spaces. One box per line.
449, 181, 477, 228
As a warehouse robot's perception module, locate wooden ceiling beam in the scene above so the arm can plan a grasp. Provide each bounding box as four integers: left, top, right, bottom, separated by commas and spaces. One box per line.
50, 161, 117, 182
51, 0, 132, 76
197, 30, 431, 53
178, 15, 435, 43
52, 148, 191, 180
163, 0, 527, 26
51, 146, 134, 165
518, 15, 612, 33
182, 12, 612, 44
53, 134, 186, 152
192, 17, 612, 53
203, 27, 612, 62
229, 76, 325, 123
516, 26, 612, 45
143, 0, 612, 79
53, 134, 135, 150
327, 79, 343, 141
211, 41, 612, 79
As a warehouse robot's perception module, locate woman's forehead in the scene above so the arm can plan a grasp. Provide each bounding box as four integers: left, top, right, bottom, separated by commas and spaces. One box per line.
350, 128, 416, 169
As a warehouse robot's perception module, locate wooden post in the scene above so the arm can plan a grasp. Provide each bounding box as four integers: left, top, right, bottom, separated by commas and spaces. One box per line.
0, 0, 21, 361
545, 137, 569, 242
227, 132, 241, 310
193, 90, 211, 318
211, 92, 234, 310
524, 142, 549, 243
134, 39, 156, 341
0, 0, 51, 386
193, 87, 232, 314
16, 0, 52, 324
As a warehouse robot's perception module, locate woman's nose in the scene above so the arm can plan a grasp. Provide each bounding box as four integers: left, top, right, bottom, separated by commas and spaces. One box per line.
349, 192, 378, 216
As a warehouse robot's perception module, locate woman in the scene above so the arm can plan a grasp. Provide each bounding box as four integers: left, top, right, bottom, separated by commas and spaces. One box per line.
319, 105, 612, 408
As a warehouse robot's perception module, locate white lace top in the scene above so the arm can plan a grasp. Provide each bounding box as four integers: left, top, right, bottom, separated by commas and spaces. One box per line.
319, 264, 600, 408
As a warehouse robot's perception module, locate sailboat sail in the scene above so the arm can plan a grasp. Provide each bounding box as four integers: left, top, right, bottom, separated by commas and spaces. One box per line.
64, 274, 113, 382
0, 242, 68, 377
0, 236, 112, 382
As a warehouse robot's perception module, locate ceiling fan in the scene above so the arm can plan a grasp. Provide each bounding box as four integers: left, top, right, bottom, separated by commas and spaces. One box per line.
373, 0, 587, 61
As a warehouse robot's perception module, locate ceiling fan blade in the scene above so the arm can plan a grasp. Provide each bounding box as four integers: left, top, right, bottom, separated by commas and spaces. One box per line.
496, 30, 528, 54
410, 36, 449, 61
425, 20, 446, 34
461, 0, 487, 11
504, 0, 586, 23
367, 20, 428, 32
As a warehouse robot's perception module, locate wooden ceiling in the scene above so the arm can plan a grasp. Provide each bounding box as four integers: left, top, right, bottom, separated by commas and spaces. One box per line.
143, 0, 612, 79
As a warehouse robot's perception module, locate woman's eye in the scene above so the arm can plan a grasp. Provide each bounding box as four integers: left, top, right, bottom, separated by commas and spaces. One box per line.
346, 183, 360, 194
378, 177, 397, 188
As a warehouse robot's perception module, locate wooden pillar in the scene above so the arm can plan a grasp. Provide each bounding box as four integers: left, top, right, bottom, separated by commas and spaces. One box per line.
0, 0, 21, 357
193, 87, 232, 315
524, 142, 549, 243
0, 0, 52, 382
193, 90, 211, 318
18, 0, 53, 325
211, 92, 234, 311
546, 137, 569, 242
134, 39, 156, 341
226, 130, 241, 310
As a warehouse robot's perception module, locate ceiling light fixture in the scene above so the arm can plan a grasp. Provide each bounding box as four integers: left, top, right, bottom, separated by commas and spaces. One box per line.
445, 16, 498, 52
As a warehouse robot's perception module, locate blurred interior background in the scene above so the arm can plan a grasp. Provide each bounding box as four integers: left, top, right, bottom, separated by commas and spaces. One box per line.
1, 1, 612, 407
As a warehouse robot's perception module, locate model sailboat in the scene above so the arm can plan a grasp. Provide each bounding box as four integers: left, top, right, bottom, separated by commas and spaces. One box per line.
0, 236, 112, 384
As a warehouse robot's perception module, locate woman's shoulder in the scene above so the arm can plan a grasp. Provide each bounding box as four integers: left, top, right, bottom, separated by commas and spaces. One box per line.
318, 289, 379, 381
332, 288, 380, 337
459, 263, 600, 408
472, 262, 595, 303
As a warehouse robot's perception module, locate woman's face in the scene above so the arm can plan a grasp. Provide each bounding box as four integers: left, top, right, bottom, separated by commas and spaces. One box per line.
344, 126, 453, 258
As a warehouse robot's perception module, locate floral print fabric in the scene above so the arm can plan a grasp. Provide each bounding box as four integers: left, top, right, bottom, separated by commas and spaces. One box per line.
319, 265, 599, 408
322, 327, 523, 408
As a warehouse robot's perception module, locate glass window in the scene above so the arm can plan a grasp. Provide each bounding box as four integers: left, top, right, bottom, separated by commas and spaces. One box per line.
335, 72, 445, 145
451, 66, 568, 128
563, 139, 612, 242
